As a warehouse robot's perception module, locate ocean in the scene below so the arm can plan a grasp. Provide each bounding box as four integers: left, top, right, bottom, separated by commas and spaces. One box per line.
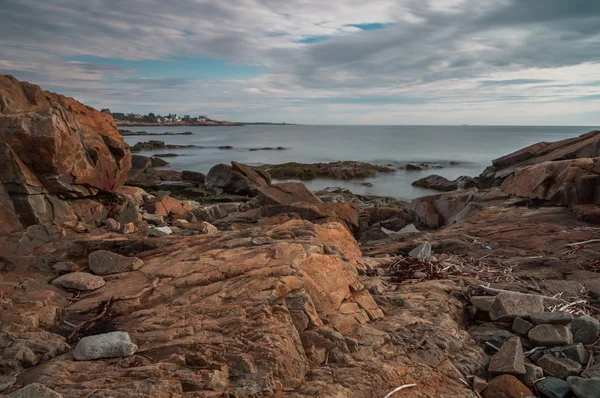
123, 125, 597, 200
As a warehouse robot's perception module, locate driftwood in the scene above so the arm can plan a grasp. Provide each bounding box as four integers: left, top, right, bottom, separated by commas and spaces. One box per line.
382, 384, 417, 398
565, 239, 600, 247
471, 285, 568, 304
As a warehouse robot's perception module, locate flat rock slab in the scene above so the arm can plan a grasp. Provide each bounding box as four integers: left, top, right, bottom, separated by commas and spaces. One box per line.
536, 377, 571, 398
567, 376, 600, 398
51, 272, 105, 291
537, 354, 582, 379
529, 311, 573, 325
529, 324, 573, 347
88, 250, 144, 275
73, 331, 138, 361
489, 292, 544, 322
489, 337, 526, 375
7, 383, 63, 397
571, 315, 600, 345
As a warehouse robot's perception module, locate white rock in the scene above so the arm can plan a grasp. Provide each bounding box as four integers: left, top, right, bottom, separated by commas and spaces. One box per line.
409, 241, 432, 259
73, 331, 138, 361
147, 226, 172, 237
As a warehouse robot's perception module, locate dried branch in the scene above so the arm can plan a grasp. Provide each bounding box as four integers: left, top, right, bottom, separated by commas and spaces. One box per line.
382, 384, 417, 398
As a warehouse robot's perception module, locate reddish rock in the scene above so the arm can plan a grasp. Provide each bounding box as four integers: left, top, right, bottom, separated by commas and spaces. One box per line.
412, 174, 459, 192
482, 375, 534, 398
205, 162, 270, 196
142, 195, 197, 220
256, 182, 322, 205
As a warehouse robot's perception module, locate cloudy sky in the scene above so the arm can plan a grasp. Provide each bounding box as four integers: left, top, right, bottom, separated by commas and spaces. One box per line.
1, 0, 599, 125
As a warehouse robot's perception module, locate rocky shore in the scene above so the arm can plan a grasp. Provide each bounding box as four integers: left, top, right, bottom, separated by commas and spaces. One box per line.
1, 75, 600, 398
118, 129, 193, 136
260, 161, 395, 180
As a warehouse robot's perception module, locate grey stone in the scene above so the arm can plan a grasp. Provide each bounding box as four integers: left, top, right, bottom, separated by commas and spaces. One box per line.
469, 324, 516, 347
538, 355, 582, 379
489, 292, 545, 322
147, 226, 173, 237
73, 331, 137, 361
543, 280, 585, 298
88, 250, 144, 275
472, 376, 487, 393
567, 376, 600, 398
408, 241, 431, 259
471, 296, 495, 312
52, 261, 75, 274
51, 272, 105, 291
489, 337, 526, 375
543, 344, 589, 365
536, 377, 572, 398
519, 362, 543, 387
529, 324, 573, 347
0, 375, 17, 392
530, 311, 573, 325
513, 317, 535, 336
7, 383, 63, 397
142, 212, 165, 226
582, 363, 600, 379
572, 315, 600, 345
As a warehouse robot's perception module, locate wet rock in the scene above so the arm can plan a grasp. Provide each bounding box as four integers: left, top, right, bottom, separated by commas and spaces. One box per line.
471, 296, 495, 312
481, 374, 534, 398
261, 161, 394, 180
73, 331, 138, 361
529, 324, 573, 347
408, 241, 432, 259
529, 311, 573, 325
147, 226, 173, 237
7, 383, 63, 397
567, 376, 600, 398
519, 362, 543, 387
536, 377, 571, 398
488, 292, 545, 322
0, 375, 16, 392
88, 250, 144, 275
51, 272, 105, 291
412, 175, 458, 192
512, 317, 535, 336
543, 344, 589, 365
571, 315, 600, 345
537, 355, 582, 379
488, 337, 526, 375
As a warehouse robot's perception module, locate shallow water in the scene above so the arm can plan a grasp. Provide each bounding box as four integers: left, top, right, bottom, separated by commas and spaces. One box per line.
124, 125, 596, 200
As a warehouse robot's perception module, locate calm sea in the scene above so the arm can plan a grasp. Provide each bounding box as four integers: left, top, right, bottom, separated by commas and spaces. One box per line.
124, 125, 597, 200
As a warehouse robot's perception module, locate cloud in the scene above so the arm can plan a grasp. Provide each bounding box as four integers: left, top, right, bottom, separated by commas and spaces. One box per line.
0, 0, 599, 124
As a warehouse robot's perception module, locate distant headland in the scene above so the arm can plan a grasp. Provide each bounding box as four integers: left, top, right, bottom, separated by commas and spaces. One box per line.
101, 109, 294, 126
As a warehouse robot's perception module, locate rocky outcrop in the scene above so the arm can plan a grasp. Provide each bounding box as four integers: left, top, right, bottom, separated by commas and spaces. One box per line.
412, 174, 459, 192
255, 182, 322, 205
0, 75, 131, 234
205, 161, 271, 196
261, 161, 394, 180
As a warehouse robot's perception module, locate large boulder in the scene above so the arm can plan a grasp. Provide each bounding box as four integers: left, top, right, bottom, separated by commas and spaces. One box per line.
205, 161, 270, 196
0, 75, 131, 233
256, 182, 322, 206
412, 175, 458, 192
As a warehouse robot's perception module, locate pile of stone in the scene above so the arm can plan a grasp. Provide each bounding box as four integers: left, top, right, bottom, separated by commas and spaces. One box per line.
468, 291, 600, 398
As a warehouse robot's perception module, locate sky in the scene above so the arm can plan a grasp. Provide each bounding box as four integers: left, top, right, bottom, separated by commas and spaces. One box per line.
0, 0, 599, 125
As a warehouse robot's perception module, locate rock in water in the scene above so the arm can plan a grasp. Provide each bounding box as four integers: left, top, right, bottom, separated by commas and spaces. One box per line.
488, 292, 544, 322
73, 331, 137, 361
571, 315, 600, 345
567, 376, 600, 398
536, 377, 571, 398
88, 250, 144, 275
7, 383, 63, 397
488, 337, 526, 375
481, 375, 534, 398
537, 355, 582, 379
411, 174, 458, 192
408, 241, 432, 259
528, 324, 573, 347
51, 272, 105, 291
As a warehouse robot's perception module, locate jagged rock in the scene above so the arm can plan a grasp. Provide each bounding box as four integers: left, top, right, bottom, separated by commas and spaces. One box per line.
205, 162, 270, 196
142, 195, 197, 220
147, 226, 172, 236
256, 182, 322, 205
73, 331, 138, 361
7, 383, 63, 398
0, 375, 16, 392
471, 296, 495, 312
481, 375, 534, 398
519, 362, 543, 387
571, 315, 600, 345
529, 324, 573, 347
88, 250, 144, 275
567, 376, 600, 398
408, 241, 432, 259
529, 311, 573, 325
51, 272, 105, 291
537, 355, 582, 379
536, 377, 571, 398
488, 292, 545, 322
542, 344, 589, 365
512, 317, 534, 336
488, 337, 526, 375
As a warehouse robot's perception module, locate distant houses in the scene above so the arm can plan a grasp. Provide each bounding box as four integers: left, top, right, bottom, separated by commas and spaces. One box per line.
104, 110, 212, 124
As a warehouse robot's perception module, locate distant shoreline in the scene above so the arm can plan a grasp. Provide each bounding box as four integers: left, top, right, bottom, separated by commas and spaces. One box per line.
115, 121, 296, 127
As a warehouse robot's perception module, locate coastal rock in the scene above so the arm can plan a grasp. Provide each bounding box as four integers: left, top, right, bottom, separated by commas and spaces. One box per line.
412, 175, 458, 192
147, 226, 173, 236
408, 241, 432, 259
88, 250, 144, 275
537, 355, 582, 379
542, 344, 589, 365
142, 195, 198, 220
488, 337, 526, 375
567, 376, 600, 398
142, 213, 165, 226
7, 383, 63, 398
73, 331, 138, 361
205, 162, 270, 196
519, 362, 543, 387
488, 292, 544, 322
529, 311, 573, 325
0, 75, 131, 233
571, 315, 600, 345
104, 218, 120, 232
512, 317, 534, 336
181, 170, 205, 183
481, 375, 534, 398
528, 324, 573, 347
51, 272, 105, 291
471, 296, 495, 312
536, 377, 571, 398
256, 182, 322, 206
261, 161, 394, 180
